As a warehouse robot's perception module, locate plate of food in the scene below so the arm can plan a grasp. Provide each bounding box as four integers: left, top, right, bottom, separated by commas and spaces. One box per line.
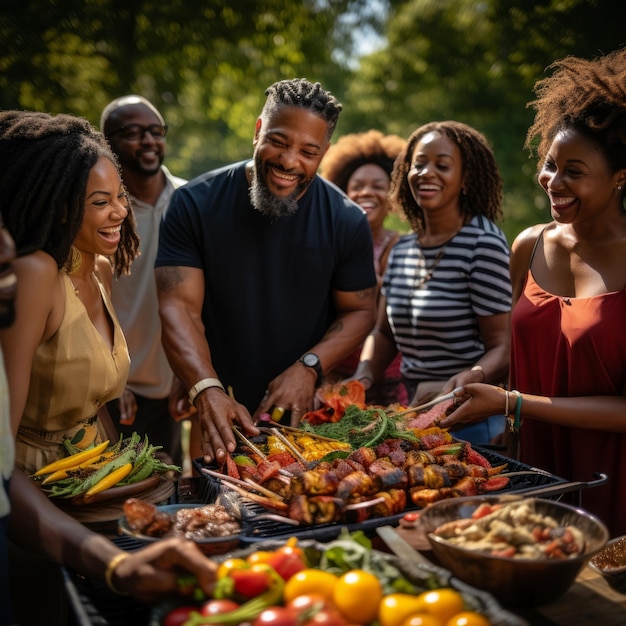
118, 499, 242, 556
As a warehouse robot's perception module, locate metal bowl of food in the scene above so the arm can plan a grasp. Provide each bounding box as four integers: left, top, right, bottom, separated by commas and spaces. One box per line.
419, 495, 609, 607
588, 534, 626, 594
118, 500, 242, 556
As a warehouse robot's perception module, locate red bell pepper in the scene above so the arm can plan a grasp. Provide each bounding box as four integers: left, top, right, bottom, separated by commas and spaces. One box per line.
264, 544, 306, 581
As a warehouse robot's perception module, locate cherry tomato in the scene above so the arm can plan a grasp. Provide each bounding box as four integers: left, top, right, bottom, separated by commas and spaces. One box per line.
230, 565, 273, 598
247, 550, 274, 565
252, 606, 299, 626
378, 593, 429, 626
402, 615, 445, 626
332, 569, 383, 624
285, 596, 346, 626
287, 593, 331, 614
162, 606, 198, 626
305, 608, 347, 626
445, 611, 491, 626
418, 589, 465, 623
283, 569, 339, 603
199, 599, 240, 617
265, 545, 306, 580
216, 558, 248, 579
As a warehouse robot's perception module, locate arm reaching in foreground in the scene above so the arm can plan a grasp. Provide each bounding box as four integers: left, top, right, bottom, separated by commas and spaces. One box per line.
8, 469, 217, 603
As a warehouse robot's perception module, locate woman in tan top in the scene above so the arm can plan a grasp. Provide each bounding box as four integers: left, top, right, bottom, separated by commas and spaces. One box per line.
0, 111, 222, 626
0, 111, 139, 474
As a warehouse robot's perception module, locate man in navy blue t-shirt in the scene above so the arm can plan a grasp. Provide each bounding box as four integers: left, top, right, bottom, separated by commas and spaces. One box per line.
155, 78, 377, 465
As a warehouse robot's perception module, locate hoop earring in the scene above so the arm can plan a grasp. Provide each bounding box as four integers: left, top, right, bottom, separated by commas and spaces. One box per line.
65, 246, 82, 274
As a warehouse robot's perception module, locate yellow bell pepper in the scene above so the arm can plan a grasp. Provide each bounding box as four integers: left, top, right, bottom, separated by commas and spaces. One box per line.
33, 440, 110, 477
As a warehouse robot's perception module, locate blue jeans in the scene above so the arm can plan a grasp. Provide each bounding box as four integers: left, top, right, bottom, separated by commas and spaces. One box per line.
449, 414, 506, 446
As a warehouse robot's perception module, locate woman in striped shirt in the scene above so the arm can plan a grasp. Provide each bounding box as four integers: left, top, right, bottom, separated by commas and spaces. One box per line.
354, 121, 512, 444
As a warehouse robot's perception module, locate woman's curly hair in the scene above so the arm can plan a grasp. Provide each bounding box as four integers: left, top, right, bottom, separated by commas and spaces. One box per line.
320, 129, 406, 192
0, 110, 139, 276
525, 47, 626, 175
389, 121, 503, 234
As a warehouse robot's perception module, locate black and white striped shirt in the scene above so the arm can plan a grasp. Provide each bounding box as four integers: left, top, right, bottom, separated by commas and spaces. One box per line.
383, 215, 512, 383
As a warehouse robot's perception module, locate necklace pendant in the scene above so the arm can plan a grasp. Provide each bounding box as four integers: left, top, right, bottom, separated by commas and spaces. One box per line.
413, 244, 447, 290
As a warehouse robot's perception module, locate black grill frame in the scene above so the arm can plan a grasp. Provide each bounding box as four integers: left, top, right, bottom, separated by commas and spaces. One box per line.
193, 444, 574, 543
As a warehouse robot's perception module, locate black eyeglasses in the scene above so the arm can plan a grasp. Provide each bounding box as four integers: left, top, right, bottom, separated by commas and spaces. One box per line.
106, 124, 168, 141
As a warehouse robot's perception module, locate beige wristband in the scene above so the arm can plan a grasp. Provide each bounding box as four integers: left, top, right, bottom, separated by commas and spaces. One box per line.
188, 377, 225, 406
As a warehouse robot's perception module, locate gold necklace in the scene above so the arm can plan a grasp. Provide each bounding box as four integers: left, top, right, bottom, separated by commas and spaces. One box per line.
67, 272, 97, 296
67, 274, 79, 295
414, 243, 447, 289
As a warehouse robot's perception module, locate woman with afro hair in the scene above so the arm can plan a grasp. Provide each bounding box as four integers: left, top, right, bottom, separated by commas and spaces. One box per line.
441, 47, 626, 537
321, 129, 408, 405
353, 121, 512, 445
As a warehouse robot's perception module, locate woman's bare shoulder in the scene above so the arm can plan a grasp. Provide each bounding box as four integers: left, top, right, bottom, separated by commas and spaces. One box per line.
13, 250, 60, 282
511, 223, 550, 253
8, 251, 63, 342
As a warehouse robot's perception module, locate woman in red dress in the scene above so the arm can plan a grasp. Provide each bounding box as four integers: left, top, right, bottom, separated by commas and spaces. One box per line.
439, 47, 626, 537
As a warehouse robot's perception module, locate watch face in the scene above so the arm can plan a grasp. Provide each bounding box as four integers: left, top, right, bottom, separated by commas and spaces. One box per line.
303, 353, 319, 367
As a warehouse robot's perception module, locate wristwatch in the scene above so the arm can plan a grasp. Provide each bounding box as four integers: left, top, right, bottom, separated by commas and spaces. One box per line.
298, 352, 323, 387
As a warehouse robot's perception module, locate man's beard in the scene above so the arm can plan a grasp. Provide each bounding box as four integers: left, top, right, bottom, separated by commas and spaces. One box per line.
249, 156, 313, 221
118, 152, 163, 177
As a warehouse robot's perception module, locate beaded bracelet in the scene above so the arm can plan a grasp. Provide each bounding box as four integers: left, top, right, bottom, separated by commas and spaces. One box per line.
105, 552, 131, 596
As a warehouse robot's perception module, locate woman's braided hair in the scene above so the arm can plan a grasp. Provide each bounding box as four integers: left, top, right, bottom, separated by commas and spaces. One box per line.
389, 121, 503, 234
261, 78, 343, 140
0, 110, 138, 276
320, 129, 406, 192
525, 47, 626, 175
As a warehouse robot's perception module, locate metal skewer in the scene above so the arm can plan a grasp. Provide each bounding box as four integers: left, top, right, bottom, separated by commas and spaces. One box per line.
232, 426, 293, 477
258, 426, 312, 467
200, 468, 285, 501
388, 387, 463, 418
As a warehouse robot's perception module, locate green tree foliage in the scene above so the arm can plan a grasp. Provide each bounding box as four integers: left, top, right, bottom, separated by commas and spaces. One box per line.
0, 0, 365, 176
1, 0, 625, 240
341, 0, 626, 241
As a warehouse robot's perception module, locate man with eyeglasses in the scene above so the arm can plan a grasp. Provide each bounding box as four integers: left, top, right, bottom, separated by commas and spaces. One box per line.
101, 95, 187, 467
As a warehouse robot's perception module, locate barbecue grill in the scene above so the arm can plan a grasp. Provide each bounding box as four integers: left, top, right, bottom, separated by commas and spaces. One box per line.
193, 443, 608, 544
63, 467, 607, 626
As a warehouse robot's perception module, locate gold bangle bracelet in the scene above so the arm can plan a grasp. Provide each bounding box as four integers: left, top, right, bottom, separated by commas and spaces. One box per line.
105, 552, 131, 596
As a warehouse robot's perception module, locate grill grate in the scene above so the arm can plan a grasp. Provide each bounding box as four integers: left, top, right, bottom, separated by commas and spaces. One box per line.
195, 444, 574, 544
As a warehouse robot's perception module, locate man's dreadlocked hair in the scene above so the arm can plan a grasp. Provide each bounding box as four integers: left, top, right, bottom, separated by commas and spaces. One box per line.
261, 78, 343, 140
389, 121, 503, 234
525, 47, 626, 177
320, 129, 406, 192
0, 110, 139, 276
